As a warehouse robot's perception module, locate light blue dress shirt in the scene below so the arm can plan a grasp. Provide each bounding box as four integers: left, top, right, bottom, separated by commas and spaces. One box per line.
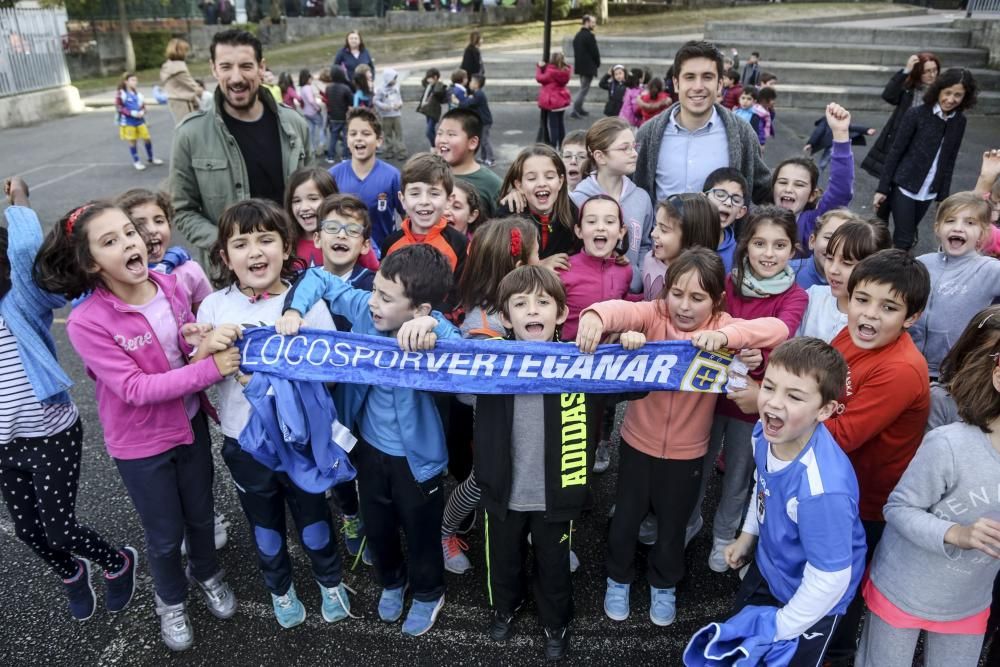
655, 106, 730, 201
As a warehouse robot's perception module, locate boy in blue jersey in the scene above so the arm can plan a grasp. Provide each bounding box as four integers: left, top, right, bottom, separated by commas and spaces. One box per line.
277, 244, 459, 638
723, 337, 867, 666
329, 108, 405, 252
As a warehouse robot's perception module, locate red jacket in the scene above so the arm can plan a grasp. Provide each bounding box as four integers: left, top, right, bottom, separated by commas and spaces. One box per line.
722, 84, 744, 110
536, 64, 572, 111
828, 327, 930, 522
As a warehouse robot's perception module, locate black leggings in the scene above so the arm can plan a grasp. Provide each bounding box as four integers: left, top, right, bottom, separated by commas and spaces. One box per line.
888, 186, 934, 251
0, 419, 124, 579
547, 110, 566, 150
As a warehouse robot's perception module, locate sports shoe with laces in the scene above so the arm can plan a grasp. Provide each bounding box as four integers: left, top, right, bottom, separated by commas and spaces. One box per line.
544, 626, 570, 661
593, 439, 611, 473
104, 546, 138, 613
378, 585, 406, 623
133, 162, 146, 171
708, 537, 733, 573
604, 578, 630, 621
319, 582, 355, 623
341, 514, 365, 555
489, 609, 516, 641
272, 584, 306, 628
148, 158, 164, 166
402, 595, 445, 636
187, 567, 237, 619
442, 533, 472, 574
649, 585, 677, 626
155, 594, 193, 651
63, 558, 96, 621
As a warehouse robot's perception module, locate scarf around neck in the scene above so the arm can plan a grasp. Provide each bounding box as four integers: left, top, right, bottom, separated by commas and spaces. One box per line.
737, 259, 795, 299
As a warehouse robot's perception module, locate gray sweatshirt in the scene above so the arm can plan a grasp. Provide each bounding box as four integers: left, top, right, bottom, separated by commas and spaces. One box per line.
570, 174, 654, 295
869, 421, 1000, 621
911, 251, 1000, 377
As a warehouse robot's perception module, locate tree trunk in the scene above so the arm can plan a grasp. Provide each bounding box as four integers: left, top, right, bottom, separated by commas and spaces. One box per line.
116, 0, 135, 72
596, 0, 608, 24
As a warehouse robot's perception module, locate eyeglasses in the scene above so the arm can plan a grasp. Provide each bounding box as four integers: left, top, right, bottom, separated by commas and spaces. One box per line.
607, 143, 639, 154
705, 188, 745, 207
320, 220, 365, 237
561, 151, 587, 163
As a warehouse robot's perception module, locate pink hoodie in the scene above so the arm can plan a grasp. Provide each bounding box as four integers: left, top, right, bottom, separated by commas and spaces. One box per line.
66, 271, 221, 460
559, 251, 632, 341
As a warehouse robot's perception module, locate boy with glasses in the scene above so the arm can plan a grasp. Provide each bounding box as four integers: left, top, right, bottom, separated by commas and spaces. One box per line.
702, 167, 749, 274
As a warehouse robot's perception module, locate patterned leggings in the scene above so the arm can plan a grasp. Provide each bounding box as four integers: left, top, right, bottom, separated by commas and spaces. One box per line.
0, 419, 123, 579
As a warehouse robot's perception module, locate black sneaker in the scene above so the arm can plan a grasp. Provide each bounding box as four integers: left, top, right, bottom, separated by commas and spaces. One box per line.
105, 546, 139, 613
488, 610, 515, 641
544, 626, 569, 661
63, 558, 96, 621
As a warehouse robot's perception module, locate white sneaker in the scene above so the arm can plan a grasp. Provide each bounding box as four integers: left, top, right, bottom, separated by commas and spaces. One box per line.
441, 534, 472, 574
149, 158, 164, 166
133, 162, 146, 171
708, 538, 733, 573
569, 549, 580, 573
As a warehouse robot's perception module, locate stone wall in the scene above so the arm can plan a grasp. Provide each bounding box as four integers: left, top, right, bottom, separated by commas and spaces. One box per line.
0, 85, 84, 129
954, 17, 1000, 69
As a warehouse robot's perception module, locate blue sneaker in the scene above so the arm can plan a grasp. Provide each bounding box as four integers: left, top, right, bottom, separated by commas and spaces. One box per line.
271, 584, 307, 629
378, 585, 406, 623
604, 578, 630, 621
402, 595, 445, 637
341, 514, 365, 556
649, 586, 676, 626
105, 546, 139, 613
63, 558, 96, 621
319, 582, 353, 623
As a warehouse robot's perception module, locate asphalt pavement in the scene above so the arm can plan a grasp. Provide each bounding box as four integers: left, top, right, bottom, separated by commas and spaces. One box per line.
0, 101, 995, 666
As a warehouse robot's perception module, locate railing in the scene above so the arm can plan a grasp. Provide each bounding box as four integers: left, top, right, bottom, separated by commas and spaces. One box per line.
966, 0, 1000, 17
0, 7, 71, 98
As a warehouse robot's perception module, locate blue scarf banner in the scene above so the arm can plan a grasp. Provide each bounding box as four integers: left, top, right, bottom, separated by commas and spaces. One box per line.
238, 327, 734, 395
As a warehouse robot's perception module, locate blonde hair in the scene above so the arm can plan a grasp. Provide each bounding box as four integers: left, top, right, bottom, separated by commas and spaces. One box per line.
934, 191, 992, 238
165, 38, 191, 61
814, 207, 863, 235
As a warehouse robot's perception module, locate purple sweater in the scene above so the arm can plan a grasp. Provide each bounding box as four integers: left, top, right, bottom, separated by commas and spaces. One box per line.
717, 274, 807, 422
66, 271, 221, 460
796, 140, 855, 250
559, 251, 632, 341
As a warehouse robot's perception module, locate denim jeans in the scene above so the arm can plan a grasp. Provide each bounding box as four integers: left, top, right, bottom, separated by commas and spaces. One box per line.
327, 120, 347, 162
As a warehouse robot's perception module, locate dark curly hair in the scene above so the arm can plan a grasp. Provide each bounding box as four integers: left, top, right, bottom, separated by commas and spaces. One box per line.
923, 67, 978, 112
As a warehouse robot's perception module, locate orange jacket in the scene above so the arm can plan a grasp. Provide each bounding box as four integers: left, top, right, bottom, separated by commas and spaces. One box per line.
585, 300, 788, 460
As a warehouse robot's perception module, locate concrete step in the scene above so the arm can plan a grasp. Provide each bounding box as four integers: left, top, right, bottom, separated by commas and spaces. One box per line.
704, 21, 974, 49
589, 36, 990, 68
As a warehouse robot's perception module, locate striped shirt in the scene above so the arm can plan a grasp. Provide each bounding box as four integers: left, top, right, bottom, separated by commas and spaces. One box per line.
0, 319, 77, 444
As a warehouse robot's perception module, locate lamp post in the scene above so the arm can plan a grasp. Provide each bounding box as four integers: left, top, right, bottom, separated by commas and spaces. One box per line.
537, 0, 553, 144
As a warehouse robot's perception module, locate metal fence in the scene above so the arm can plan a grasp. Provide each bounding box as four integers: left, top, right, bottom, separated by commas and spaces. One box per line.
966, 0, 1000, 16
0, 7, 71, 98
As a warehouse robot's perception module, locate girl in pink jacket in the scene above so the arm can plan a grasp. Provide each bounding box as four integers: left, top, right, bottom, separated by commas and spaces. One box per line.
536, 53, 572, 149
35, 201, 241, 652
575, 247, 788, 628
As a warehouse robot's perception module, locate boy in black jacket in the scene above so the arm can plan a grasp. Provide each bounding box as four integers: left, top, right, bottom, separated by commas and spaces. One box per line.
474, 265, 598, 662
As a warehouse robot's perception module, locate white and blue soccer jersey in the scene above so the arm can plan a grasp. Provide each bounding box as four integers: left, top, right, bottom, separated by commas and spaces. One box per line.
750, 421, 867, 616
329, 159, 404, 251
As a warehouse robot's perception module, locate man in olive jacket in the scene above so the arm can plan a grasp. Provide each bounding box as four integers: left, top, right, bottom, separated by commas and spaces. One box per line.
170, 29, 309, 266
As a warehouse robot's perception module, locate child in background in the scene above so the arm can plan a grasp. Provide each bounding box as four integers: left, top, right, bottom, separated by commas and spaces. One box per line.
497, 144, 578, 268
642, 193, 720, 301
440, 218, 541, 576
374, 68, 406, 161
284, 168, 339, 268
789, 208, 863, 290
577, 247, 788, 627
35, 201, 240, 651
805, 117, 876, 175
692, 207, 806, 572
277, 245, 462, 637
733, 86, 760, 131
571, 117, 655, 296
560, 194, 632, 341
116, 72, 162, 171
702, 168, 750, 274
325, 68, 354, 163
721, 337, 867, 667
352, 65, 374, 109
459, 74, 495, 166
560, 130, 588, 192
1, 178, 137, 623
910, 192, 1000, 380
115, 188, 213, 313
798, 220, 892, 343
720, 69, 743, 110
535, 53, 573, 150
773, 103, 856, 248
417, 68, 448, 149
636, 77, 670, 126
476, 265, 599, 661
760, 72, 778, 88
618, 67, 645, 128
856, 330, 1000, 667
195, 200, 349, 629
443, 180, 482, 240
299, 69, 325, 158
279, 72, 301, 110
448, 68, 468, 109
599, 64, 628, 117
758, 86, 777, 140
330, 108, 404, 254
436, 108, 502, 218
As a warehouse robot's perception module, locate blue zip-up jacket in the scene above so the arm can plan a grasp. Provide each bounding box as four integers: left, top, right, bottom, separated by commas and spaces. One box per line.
1, 206, 72, 404
288, 266, 460, 482
795, 141, 854, 250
